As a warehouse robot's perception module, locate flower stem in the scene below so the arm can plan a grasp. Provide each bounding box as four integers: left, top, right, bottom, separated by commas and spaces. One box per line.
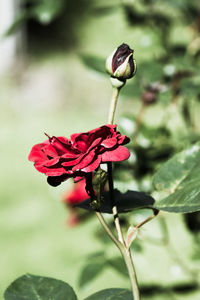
121, 248, 140, 300
107, 161, 140, 299
107, 162, 125, 245
106, 82, 140, 299
108, 87, 120, 124
95, 211, 121, 250
95, 210, 140, 300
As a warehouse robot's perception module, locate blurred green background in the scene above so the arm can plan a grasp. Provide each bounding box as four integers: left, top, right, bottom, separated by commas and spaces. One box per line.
1, 0, 200, 299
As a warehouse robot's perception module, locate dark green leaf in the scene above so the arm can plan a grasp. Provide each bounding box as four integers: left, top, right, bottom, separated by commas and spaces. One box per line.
79, 55, 106, 74
154, 163, 200, 213
153, 142, 200, 192
153, 142, 200, 213
75, 189, 155, 213
84, 288, 132, 300
4, 274, 77, 300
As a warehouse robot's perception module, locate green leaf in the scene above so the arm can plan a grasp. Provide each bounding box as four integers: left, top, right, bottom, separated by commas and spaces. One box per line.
79, 55, 106, 74
75, 189, 155, 213
154, 163, 200, 213
78, 262, 105, 288
153, 142, 200, 213
4, 274, 77, 300
84, 288, 132, 300
153, 142, 200, 192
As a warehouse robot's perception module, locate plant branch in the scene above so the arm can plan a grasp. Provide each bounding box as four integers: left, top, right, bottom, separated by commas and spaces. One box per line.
122, 247, 140, 300
95, 211, 122, 250
135, 208, 159, 230
107, 162, 126, 246
96, 210, 141, 300
108, 87, 120, 124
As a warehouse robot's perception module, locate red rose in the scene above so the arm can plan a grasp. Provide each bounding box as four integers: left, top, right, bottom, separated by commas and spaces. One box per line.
28, 124, 130, 186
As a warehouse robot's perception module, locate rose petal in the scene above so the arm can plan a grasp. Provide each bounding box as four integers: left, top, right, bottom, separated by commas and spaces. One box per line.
51, 136, 73, 155
46, 169, 68, 176
81, 155, 101, 172
118, 135, 130, 145
43, 157, 60, 167
86, 137, 102, 152
62, 155, 83, 167
72, 149, 96, 171
101, 146, 130, 162
28, 141, 57, 162
101, 137, 117, 148
34, 161, 67, 175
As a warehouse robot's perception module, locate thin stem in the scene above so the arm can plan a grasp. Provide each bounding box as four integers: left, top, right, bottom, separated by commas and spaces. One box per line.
95, 211, 122, 250
122, 248, 140, 300
107, 163, 140, 299
96, 209, 140, 300
107, 162, 125, 245
108, 87, 120, 124
135, 208, 159, 230
126, 209, 159, 248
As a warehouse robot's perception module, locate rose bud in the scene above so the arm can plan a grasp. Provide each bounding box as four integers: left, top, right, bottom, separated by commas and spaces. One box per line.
106, 43, 136, 80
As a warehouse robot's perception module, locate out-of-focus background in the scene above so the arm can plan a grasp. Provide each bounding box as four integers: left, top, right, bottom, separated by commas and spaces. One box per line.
1, 0, 200, 299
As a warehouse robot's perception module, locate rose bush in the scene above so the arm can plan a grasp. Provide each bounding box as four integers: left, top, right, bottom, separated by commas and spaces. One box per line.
28, 124, 130, 186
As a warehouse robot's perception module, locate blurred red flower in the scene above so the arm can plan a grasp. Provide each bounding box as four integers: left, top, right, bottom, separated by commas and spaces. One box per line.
63, 179, 90, 227
28, 124, 130, 186
64, 179, 89, 206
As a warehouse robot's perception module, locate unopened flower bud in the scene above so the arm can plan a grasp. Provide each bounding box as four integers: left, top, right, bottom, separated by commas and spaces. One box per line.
106, 43, 136, 81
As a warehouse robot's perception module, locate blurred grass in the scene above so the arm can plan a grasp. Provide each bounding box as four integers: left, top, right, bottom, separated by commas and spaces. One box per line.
0, 4, 200, 300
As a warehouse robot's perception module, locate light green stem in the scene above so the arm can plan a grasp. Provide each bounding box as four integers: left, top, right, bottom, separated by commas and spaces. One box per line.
122, 248, 140, 300
108, 87, 120, 124
95, 211, 121, 250
96, 210, 140, 300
